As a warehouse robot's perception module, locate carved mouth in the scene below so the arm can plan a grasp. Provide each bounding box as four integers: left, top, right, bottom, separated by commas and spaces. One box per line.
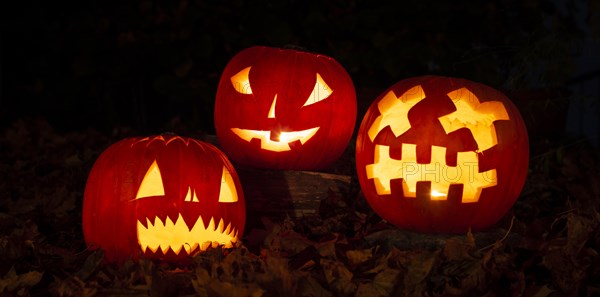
137, 213, 238, 255
366, 144, 497, 203
230, 127, 319, 152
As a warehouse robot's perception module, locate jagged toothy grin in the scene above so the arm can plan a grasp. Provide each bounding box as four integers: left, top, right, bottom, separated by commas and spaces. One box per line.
136, 213, 238, 255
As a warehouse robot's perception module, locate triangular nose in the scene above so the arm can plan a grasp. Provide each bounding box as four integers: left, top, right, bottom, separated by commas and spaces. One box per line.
268, 94, 277, 119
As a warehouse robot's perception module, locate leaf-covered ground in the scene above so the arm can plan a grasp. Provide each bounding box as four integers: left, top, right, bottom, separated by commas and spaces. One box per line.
1, 118, 599, 296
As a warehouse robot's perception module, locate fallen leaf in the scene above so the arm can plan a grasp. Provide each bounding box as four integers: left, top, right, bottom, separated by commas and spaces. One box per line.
206, 280, 265, 297
74, 249, 104, 281
566, 213, 596, 256
542, 240, 586, 293
0, 267, 43, 295
321, 259, 355, 296
402, 250, 440, 296
522, 284, 556, 297
443, 236, 474, 261
289, 245, 319, 270
356, 268, 401, 297
296, 274, 333, 297
316, 241, 336, 259
346, 248, 373, 267
442, 258, 486, 295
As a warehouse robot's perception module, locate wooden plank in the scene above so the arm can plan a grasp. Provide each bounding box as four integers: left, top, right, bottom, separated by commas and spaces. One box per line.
237, 167, 352, 222
197, 135, 353, 224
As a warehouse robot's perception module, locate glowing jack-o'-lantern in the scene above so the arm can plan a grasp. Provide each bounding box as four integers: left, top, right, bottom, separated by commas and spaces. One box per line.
215, 46, 357, 170
82, 135, 245, 262
356, 76, 529, 233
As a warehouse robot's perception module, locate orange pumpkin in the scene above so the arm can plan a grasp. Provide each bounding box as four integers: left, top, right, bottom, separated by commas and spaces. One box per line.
356, 76, 529, 233
215, 46, 357, 170
82, 135, 245, 262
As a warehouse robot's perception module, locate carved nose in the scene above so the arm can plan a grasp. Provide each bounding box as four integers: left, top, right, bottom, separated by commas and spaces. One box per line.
270, 130, 281, 142
268, 94, 277, 119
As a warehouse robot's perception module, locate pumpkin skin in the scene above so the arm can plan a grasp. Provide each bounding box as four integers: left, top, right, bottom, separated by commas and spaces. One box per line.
215, 46, 357, 170
83, 135, 245, 263
356, 76, 529, 233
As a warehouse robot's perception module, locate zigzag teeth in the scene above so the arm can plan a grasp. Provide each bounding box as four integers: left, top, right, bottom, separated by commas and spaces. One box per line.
193, 216, 206, 230
207, 217, 216, 231
200, 241, 211, 251
137, 214, 239, 256
146, 243, 159, 254
224, 223, 232, 236
156, 215, 166, 227
217, 218, 225, 233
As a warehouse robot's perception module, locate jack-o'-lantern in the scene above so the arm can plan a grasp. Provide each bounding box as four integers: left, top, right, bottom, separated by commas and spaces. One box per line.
215, 46, 357, 170
82, 135, 245, 262
356, 76, 529, 233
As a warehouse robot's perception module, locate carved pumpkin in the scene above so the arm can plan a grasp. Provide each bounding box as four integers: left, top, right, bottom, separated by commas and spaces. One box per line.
82, 135, 245, 262
356, 76, 529, 233
215, 46, 357, 170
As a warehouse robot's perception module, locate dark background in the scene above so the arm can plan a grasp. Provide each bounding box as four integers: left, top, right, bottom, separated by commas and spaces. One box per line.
2, 0, 598, 148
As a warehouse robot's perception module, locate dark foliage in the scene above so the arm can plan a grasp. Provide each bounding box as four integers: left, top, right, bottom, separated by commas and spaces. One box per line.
0, 117, 599, 296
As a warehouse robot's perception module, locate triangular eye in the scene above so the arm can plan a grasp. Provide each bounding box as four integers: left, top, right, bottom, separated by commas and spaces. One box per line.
303, 73, 332, 107
218, 166, 238, 203
230, 66, 253, 94
135, 160, 165, 200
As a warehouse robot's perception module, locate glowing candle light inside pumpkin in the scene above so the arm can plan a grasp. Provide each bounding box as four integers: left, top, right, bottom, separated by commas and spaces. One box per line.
82, 135, 246, 263
355, 76, 529, 233
214, 46, 357, 170
431, 190, 447, 198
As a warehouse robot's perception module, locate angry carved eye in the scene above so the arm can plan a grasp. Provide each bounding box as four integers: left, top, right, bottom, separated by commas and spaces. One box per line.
302, 73, 332, 107
219, 166, 238, 203
135, 160, 165, 200
230, 68, 333, 108
231, 67, 253, 95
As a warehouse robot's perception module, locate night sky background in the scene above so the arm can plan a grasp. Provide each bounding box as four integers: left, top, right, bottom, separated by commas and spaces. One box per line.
3, 0, 598, 147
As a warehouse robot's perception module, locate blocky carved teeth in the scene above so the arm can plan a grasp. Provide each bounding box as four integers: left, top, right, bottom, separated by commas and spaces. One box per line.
230, 128, 320, 152
366, 143, 497, 203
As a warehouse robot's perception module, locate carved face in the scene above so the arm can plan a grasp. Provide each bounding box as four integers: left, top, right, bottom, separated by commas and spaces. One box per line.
356, 76, 529, 233
215, 46, 357, 170
83, 135, 245, 263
